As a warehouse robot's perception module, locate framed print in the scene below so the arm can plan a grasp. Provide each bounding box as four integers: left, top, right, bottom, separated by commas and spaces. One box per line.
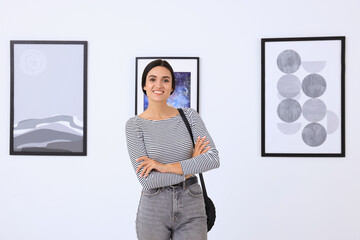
135, 57, 199, 115
261, 36, 345, 157
10, 40, 87, 155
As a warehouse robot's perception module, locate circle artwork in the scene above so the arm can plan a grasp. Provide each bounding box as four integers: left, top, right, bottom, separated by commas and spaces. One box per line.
302, 61, 326, 73
20, 49, 47, 76
327, 110, 340, 135
277, 122, 302, 135
277, 99, 302, 123
277, 74, 301, 99
302, 123, 327, 147
302, 74, 327, 98
302, 99, 327, 122
277, 50, 301, 74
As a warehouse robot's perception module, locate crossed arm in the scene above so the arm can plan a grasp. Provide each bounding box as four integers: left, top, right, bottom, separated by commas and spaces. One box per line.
136, 136, 211, 178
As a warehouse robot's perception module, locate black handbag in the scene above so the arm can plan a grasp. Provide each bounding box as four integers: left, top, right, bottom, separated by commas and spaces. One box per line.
178, 108, 216, 232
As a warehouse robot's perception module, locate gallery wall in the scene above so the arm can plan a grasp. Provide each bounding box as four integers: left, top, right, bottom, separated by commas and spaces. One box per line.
1, 0, 360, 239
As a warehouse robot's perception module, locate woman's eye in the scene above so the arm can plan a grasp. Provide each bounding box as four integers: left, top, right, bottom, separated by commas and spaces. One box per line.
149, 78, 155, 82
163, 79, 170, 83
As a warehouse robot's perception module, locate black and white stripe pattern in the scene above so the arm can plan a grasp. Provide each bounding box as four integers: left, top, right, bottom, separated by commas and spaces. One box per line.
125, 108, 220, 189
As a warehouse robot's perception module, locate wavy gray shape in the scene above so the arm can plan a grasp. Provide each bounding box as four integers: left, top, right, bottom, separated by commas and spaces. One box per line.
14, 129, 82, 150
47, 140, 83, 152
18, 147, 72, 153
15, 115, 82, 130
36, 122, 82, 136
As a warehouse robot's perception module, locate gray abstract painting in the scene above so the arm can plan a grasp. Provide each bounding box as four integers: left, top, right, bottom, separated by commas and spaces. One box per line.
276, 49, 336, 148
262, 37, 345, 157
10, 41, 87, 155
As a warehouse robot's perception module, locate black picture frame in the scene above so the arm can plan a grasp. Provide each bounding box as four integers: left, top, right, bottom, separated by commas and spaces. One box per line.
10, 40, 88, 156
261, 36, 345, 157
135, 57, 199, 115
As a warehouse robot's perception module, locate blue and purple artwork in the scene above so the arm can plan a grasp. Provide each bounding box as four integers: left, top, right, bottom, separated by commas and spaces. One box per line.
143, 72, 191, 111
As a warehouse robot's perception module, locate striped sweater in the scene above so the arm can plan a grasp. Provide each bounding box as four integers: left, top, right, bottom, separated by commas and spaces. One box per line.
125, 108, 220, 189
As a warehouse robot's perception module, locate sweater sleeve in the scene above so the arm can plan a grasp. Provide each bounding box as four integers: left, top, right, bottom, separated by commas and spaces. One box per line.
125, 117, 185, 189
179, 108, 220, 175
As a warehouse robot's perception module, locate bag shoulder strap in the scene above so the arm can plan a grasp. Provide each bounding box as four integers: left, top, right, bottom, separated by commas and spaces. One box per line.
178, 108, 195, 147
177, 108, 209, 198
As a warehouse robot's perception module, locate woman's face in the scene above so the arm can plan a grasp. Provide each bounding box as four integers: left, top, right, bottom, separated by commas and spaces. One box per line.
143, 66, 173, 103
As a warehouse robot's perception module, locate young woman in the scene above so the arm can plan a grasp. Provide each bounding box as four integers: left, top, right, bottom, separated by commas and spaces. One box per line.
125, 59, 220, 240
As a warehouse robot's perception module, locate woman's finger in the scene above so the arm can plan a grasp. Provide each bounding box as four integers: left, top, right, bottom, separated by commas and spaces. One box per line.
137, 161, 147, 173
136, 156, 149, 162
193, 137, 210, 158
136, 157, 152, 172
198, 136, 206, 146
194, 136, 205, 150
140, 164, 151, 177
136, 162, 144, 173
194, 137, 201, 151
199, 140, 210, 152
144, 166, 153, 178
143, 162, 155, 177
202, 146, 211, 154
194, 137, 208, 148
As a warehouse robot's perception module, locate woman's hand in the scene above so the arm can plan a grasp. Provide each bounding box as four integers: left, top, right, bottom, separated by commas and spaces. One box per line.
136, 156, 166, 178
136, 137, 210, 178
192, 136, 211, 158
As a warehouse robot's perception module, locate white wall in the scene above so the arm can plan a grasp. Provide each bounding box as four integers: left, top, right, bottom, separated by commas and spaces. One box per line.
1, 0, 360, 239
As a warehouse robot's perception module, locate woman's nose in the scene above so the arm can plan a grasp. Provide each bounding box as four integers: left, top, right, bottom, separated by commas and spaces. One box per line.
155, 80, 163, 87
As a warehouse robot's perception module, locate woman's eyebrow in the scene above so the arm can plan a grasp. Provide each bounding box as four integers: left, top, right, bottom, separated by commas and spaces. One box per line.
148, 75, 170, 78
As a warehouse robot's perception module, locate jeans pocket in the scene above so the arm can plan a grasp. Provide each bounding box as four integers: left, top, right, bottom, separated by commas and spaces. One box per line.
187, 183, 203, 197
142, 188, 160, 197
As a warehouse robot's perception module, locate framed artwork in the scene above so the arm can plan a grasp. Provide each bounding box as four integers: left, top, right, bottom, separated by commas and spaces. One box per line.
10, 40, 87, 155
261, 36, 345, 157
135, 57, 199, 115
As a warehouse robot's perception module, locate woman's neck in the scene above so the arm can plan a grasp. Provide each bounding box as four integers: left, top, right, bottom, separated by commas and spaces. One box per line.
140, 101, 178, 120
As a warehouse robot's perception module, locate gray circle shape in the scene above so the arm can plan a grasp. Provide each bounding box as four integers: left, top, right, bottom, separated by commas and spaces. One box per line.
302, 99, 327, 122
277, 50, 301, 74
327, 110, 339, 135
277, 99, 302, 123
302, 74, 327, 98
277, 74, 301, 98
302, 123, 327, 147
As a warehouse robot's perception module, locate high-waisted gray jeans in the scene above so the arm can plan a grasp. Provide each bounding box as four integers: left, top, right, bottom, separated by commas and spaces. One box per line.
136, 179, 207, 240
